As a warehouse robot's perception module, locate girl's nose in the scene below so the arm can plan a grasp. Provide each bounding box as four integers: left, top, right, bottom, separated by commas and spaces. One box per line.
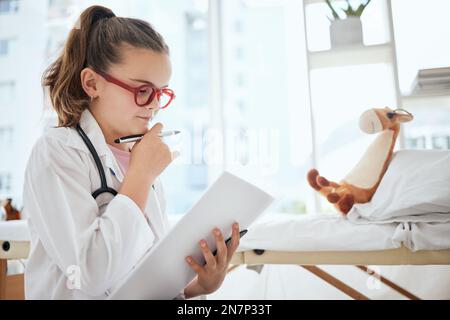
145, 104, 159, 118
145, 99, 160, 111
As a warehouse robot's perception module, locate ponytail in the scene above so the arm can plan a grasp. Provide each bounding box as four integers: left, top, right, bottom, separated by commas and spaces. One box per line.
42, 5, 169, 127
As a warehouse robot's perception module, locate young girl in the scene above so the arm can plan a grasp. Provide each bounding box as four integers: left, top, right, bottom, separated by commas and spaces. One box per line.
23, 5, 239, 300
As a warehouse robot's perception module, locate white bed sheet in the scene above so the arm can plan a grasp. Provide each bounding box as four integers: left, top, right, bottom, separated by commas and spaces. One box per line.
2, 216, 450, 253
239, 214, 450, 252
0, 220, 30, 241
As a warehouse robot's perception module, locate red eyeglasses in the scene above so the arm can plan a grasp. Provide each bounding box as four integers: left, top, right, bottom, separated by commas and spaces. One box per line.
96, 70, 175, 108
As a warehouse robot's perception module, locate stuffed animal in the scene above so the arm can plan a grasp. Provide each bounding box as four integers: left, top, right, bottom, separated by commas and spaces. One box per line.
307, 107, 413, 215
1, 198, 21, 220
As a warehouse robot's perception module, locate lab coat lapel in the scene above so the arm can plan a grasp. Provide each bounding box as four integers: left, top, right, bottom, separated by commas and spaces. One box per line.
70, 109, 125, 183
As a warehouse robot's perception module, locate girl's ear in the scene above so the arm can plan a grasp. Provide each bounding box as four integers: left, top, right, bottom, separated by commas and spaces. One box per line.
80, 67, 101, 99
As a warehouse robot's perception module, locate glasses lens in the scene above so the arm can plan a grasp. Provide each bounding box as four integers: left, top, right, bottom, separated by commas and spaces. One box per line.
158, 90, 173, 109
136, 86, 154, 106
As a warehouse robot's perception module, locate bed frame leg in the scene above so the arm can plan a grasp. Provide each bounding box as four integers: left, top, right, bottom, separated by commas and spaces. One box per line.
356, 265, 420, 300
0, 259, 6, 300
301, 265, 369, 300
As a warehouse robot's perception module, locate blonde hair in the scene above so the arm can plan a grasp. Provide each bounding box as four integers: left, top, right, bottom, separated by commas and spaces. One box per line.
42, 5, 169, 127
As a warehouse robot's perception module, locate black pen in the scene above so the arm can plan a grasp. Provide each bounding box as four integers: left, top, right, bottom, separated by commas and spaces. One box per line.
114, 130, 181, 144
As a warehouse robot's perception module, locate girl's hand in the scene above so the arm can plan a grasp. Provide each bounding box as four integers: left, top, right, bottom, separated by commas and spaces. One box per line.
119, 123, 179, 212
129, 122, 179, 182
184, 223, 240, 299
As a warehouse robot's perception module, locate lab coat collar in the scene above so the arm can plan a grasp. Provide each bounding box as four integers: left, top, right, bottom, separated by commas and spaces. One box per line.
67, 109, 125, 182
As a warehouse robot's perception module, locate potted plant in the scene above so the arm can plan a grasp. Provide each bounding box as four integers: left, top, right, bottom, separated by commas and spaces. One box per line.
326, 0, 371, 48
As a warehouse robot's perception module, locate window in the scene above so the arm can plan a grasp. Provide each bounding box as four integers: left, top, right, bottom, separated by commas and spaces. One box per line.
0, 127, 14, 146
432, 135, 450, 149
392, 0, 450, 151
0, 172, 12, 194
235, 46, 244, 60
0, 39, 15, 57
154, 1, 210, 214
0, 81, 15, 105
47, 0, 72, 19
235, 73, 245, 86
0, 39, 10, 56
0, 0, 212, 214
392, 0, 450, 93
3, 0, 450, 215
0, 0, 19, 14
220, 0, 314, 214
403, 105, 450, 150
311, 64, 397, 212
234, 20, 243, 33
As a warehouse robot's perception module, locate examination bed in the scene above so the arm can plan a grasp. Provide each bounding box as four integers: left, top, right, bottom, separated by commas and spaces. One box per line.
229, 214, 450, 300
225, 149, 450, 299
2, 216, 450, 300
0, 220, 29, 299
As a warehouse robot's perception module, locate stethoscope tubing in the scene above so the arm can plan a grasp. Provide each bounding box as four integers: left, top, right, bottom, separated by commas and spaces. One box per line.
76, 124, 118, 198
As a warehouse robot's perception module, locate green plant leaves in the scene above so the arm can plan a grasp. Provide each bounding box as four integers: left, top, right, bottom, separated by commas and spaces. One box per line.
325, 0, 340, 20
325, 0, 372, 20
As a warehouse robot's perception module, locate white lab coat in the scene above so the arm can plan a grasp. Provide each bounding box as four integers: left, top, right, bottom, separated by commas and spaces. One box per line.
23, 109, 171, 299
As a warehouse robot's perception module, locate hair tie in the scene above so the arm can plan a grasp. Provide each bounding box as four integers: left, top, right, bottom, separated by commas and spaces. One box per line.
73, 11, 113, 30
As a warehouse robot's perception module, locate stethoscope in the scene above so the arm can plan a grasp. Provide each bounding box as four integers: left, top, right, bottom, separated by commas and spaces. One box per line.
76, 124, 118, 199
76, 123, 156, 201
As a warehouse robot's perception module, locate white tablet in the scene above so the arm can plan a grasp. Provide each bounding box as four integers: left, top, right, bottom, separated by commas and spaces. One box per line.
108, 171, 274, 299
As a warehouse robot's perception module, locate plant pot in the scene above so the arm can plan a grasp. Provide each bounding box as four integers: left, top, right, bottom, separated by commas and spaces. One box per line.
329, 17, 363, 48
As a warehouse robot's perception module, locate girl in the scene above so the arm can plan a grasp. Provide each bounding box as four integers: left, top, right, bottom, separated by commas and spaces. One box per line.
23, 5, 239, 299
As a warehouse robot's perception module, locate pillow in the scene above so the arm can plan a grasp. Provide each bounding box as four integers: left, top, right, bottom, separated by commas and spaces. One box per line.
347, 149, 450, 223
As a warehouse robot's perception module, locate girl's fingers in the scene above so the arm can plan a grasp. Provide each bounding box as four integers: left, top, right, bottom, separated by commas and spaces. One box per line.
185, 256, 203, 275
200, 240, 216, 269
213, 228, 227, 267
226, 223, 240, 263
149, 122, 164, 136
